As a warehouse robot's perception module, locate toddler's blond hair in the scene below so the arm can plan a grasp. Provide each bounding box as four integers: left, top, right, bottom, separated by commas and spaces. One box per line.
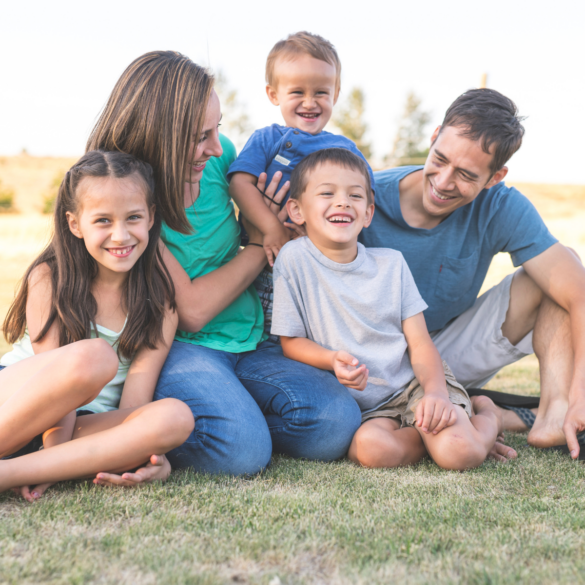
266, 31, 341, 94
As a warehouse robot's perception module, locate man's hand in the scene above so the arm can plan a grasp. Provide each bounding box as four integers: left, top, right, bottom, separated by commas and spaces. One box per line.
332, 350, 369, 391
414, 392, 457, 434
263, 223, 291, 267
563, 397, 585, 459
93, 454, 171, 487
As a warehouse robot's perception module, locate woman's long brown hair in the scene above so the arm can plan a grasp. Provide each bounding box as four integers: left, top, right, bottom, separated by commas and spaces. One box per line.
86, 50, 214, 235
3, 150, 175, 359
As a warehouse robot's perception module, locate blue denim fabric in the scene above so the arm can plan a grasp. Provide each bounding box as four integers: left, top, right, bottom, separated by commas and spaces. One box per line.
154, 340, 361, 475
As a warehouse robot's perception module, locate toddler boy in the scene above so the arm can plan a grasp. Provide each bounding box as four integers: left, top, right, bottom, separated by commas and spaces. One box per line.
228, 31, 374, 339
271, 148, 507, 470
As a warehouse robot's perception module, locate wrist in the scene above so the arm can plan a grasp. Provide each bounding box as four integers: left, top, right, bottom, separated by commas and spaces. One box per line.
423, 385, 449, 398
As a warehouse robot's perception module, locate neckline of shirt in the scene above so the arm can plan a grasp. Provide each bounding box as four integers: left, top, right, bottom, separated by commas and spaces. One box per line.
301, 236, 367, 272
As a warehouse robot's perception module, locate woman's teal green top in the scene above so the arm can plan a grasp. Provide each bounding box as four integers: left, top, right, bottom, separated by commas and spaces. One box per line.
161, 134, 267, 353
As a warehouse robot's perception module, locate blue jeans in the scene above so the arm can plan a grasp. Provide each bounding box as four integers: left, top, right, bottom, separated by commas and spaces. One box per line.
154, 340, 361, 475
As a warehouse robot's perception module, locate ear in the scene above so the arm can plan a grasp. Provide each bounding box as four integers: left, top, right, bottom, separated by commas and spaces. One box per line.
148, 205, 156, 230
286, 198, 305, 226
66, 211, 83, 239
485, 166, 508, 189
363, 203, 375, 229
266, 85, 280, 106
430, 125, 441, 144
333, 86, 340, 105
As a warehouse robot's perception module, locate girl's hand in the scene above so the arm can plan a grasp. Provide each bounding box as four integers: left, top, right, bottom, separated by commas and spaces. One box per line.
12, 482, 55, 502
93, 454, 171, 487
332, 350, 369, 391
414, 393, 457, 434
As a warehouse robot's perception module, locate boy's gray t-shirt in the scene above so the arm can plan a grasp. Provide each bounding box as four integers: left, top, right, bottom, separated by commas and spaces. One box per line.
271, 237, 428, 412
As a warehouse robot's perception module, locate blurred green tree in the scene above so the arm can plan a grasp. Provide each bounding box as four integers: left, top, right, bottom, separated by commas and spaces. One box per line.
43, 171, 65, 214
333, 87, 372, 160
0, 179, 15, 212
387, 92, 431, 166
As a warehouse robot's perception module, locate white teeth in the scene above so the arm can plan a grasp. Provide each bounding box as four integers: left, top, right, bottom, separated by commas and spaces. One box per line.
432, 185, 452, 201
110, 246, 132, 255
328, 216, 351, 223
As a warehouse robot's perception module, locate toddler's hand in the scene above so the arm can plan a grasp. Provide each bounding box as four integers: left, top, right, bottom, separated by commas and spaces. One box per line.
263, 223, 291, 267
332, 350, 368, 391
414, 392, 457, 434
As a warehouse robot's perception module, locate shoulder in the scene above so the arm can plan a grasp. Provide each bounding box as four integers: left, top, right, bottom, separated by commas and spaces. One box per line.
219, 133, 236, 162
274, 238, 309, 272
28, 262, 52, 290
206, 134, 237, 178
363, 245, 405, 265
476, 181, 541, 220
374, 166, 422, 189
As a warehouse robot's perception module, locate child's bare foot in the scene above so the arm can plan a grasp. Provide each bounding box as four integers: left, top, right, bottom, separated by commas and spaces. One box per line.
471, 396, 517, 461
527, 398, 568, 448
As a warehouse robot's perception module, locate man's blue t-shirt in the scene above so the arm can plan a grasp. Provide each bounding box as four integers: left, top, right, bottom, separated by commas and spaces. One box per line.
359, 166, 558, 332
227, 124, 375, 206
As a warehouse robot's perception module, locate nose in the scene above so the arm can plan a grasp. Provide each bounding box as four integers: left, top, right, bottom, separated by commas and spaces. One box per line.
205, 129, 223, 158
334, 194, 351, 207
111, 220, 129, 244
435, 166, 456, 191
302, 94, 317, 109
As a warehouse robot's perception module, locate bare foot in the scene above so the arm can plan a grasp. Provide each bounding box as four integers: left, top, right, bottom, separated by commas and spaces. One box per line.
500, 407, 538, 433
471, 395, 503, 431
527, 398, 568, 448
488, 440, 518, 462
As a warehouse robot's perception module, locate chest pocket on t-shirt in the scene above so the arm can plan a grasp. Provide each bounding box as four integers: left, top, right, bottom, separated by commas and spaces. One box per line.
435, 250, 479, 301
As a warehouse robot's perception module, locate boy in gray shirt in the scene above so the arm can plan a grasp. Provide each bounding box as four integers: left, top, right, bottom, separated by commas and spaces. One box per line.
271, 148, 510, 470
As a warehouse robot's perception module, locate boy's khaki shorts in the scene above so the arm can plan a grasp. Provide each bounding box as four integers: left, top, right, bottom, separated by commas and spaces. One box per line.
361, 362, 473, 426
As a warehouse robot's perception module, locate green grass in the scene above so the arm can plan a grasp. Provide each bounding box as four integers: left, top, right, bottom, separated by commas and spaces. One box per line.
2, 359, 584, 585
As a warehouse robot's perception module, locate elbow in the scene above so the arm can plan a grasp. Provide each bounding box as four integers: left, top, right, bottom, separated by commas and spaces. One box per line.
177, 307, 207, 334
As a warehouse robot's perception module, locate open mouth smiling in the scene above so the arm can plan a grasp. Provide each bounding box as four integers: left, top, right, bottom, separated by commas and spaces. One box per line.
327, 214, 353, 224
107, 245, 136, 257
431, 183, 456, 201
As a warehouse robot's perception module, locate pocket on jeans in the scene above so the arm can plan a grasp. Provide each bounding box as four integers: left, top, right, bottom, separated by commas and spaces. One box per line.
435, 250, 479, 301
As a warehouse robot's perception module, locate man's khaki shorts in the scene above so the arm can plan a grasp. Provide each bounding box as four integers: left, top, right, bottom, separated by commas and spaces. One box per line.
430, 272, 533, 389
361, 362, 473, 426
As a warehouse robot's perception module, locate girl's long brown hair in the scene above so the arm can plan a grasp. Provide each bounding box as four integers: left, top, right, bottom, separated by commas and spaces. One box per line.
86, 50, 214, 235
3, 150, 175, 359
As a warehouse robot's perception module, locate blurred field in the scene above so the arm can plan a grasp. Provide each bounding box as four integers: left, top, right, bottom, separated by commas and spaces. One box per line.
1, 155, 585, 359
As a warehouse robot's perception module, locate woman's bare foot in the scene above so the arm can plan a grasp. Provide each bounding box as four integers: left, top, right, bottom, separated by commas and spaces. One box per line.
527, 399, 568, 448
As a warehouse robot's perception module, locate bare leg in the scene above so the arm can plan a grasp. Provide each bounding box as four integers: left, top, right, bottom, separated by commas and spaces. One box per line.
528, 296, 573, 446
348, 418, 427, 468
422, 396, 506, 471
0, 399, 194, 492
0, 339, 118, 458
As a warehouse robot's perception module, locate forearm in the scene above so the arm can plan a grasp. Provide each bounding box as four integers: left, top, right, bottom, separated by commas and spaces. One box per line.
281, 336, 334, 370
163, 244, 267, 333
230, 177, 283, 234
409, 343, 448, 396
42, 410, 76, 449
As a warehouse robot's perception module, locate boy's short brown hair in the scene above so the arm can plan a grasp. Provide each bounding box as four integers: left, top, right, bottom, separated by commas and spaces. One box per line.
290, 148, 373, 204
266, 31, 341, 93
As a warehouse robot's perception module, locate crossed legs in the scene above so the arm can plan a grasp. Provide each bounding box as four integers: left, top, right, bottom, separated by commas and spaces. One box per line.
0, 339, 193, 493
349, 396, 505, 470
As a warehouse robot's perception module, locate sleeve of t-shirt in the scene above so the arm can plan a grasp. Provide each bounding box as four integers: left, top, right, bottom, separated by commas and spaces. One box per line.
488, 187, 558, 266
271, 263, 308, 338
227, 126, 278, 181
400, 254, 428, 321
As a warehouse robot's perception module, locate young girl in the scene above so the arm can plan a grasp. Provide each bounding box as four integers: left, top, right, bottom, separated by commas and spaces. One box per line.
0, 150, 193, 501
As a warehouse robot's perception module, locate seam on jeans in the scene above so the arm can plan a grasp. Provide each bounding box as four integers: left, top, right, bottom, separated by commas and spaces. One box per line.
238, 374, 300, 433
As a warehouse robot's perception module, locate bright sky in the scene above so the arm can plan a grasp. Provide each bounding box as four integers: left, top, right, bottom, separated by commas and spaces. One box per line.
2, 0, 584, 184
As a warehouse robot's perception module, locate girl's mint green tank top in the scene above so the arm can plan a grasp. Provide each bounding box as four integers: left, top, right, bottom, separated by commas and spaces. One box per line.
161, 134, 266, 353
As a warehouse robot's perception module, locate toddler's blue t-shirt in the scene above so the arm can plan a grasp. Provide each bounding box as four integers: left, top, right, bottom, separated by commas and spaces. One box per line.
359, 166, 558, 333
228, 124, 375, 207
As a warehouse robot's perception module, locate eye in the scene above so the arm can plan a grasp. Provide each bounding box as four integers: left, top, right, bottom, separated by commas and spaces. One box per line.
95, 218, 110, 224
350, 193, 364, 199
320, 191, 334, 197
128, 214, 142, 221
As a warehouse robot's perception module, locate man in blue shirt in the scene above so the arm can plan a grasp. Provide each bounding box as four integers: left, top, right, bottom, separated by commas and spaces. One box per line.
360, 88, 585, 459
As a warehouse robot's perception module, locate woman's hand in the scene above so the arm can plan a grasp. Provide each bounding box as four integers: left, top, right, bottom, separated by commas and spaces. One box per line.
92, 454, 171, 487
258, 172, 306, 240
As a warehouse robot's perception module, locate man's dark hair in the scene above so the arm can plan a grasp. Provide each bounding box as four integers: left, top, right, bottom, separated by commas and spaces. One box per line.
290, 148, 372, 203
439, 88, 525, 174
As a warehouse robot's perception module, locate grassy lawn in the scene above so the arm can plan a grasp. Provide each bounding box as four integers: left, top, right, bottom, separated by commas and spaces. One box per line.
1, 159, 585, 584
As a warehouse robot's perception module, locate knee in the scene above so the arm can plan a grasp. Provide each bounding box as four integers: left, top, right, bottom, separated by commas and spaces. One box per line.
67, 339, 118, 398
150, 398, 195, 452
349, 425, 409, 469
432, 438, 485, 471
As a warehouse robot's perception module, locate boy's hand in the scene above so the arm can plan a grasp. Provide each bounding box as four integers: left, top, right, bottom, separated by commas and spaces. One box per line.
332, 350, 369, 391
414, 392, 457, 434
263, 223, 291, 267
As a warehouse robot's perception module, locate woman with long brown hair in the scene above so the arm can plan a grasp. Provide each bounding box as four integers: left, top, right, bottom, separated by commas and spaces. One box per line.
86, 51, 361, 475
